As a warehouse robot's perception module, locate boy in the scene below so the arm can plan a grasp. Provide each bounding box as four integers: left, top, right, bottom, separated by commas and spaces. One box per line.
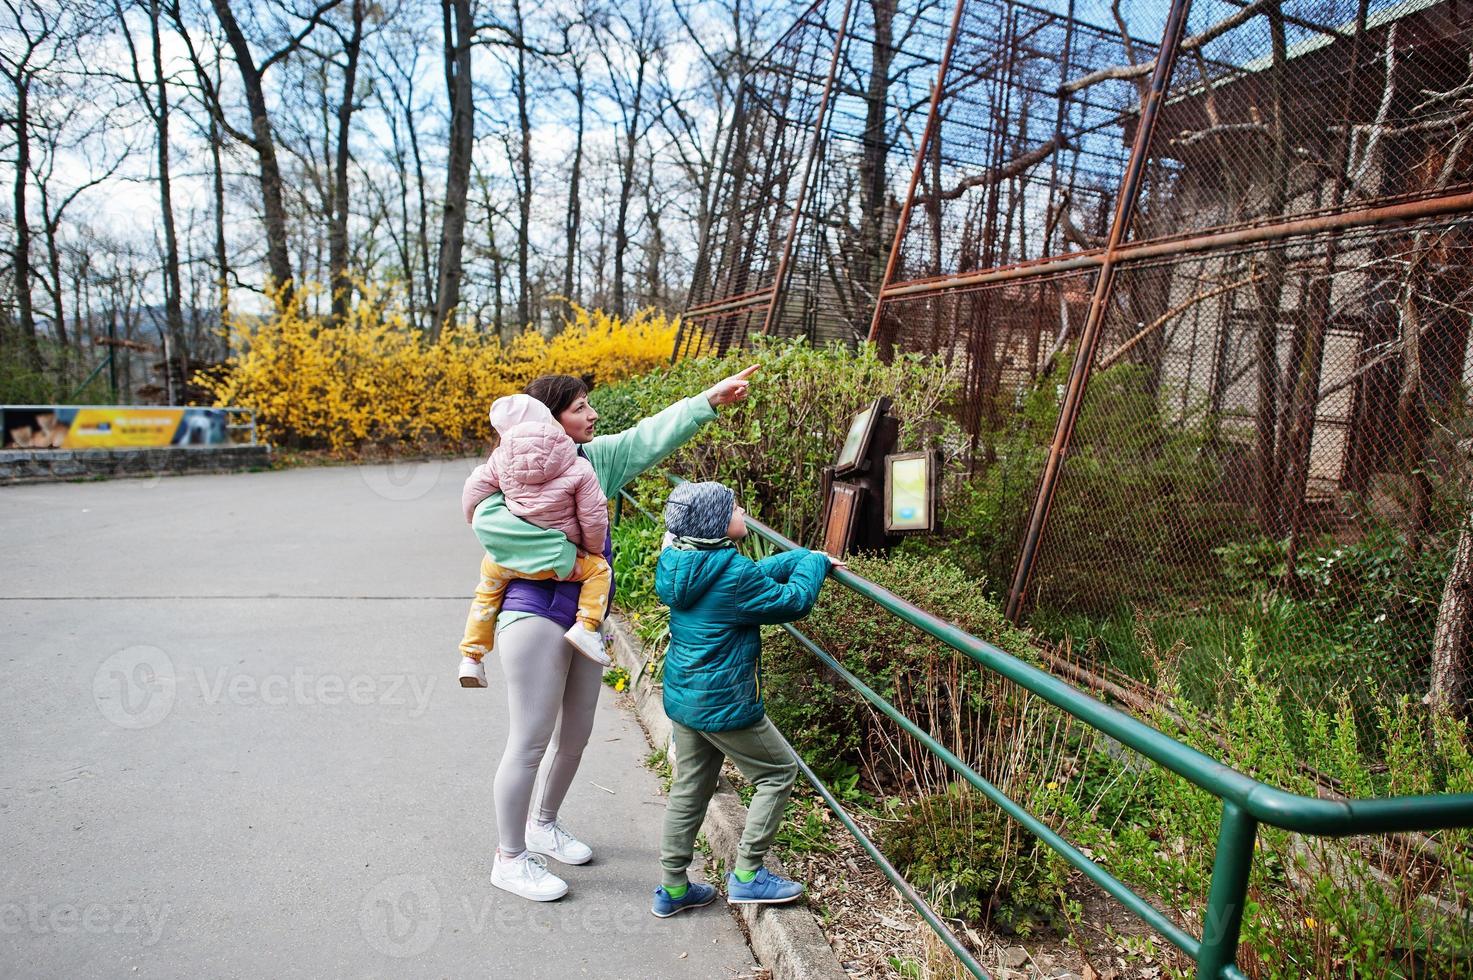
650, 480, 837, 917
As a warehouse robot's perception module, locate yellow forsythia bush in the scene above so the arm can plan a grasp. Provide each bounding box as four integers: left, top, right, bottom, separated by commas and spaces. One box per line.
201, 284, 679, 450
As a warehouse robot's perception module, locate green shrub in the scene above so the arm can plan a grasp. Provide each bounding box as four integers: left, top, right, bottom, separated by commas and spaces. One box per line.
592, 337, 961, 544
1039, 639, 1473, 978
1216, 528, 1450, 681
763, 551, 1048, 795
0, 331, 116, 404
610, 512, 672, 675
882, 783, 1064, 936
611, 514, 663, 615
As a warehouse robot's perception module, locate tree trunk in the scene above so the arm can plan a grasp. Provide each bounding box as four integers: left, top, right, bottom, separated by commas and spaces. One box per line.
562, 58, 584, 306
209, 110, 230, 348
12, 78, 41, 371
408, 100, 432, 328
1252, 7, 1291, 536
612, 56, 647, 318
1280, 1, 1370, 583
150, 0, 186, 364
330, 0, 365, 322
1428, 441, 1473, 718
42, 189, 67, 385
388, 113, 416, 326
512, 0, 532, 330
211, 0, 295, 300
434, 0, 473, 336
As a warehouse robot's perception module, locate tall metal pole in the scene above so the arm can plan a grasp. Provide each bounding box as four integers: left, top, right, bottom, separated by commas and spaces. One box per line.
865, 0, 969, 348
758, 0, 856, 337
1004, 0, 1193, 623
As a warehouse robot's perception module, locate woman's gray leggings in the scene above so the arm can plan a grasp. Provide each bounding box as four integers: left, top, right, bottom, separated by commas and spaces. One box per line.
494, 615, 604, 855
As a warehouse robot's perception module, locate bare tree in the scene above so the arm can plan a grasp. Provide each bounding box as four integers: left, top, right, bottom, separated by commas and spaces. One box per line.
0, 0, 91, 370
564, 57, 586, 305
433, 0, 473, 335
115, 0, 187, 366
596, 0, 664, 317
477, 0, 558, 331
326, 0, 365, 320
374, 15, 435, 328
173, 0, 344, 301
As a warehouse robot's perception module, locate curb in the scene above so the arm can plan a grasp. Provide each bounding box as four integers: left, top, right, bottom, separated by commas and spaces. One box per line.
609, 614, 850, 980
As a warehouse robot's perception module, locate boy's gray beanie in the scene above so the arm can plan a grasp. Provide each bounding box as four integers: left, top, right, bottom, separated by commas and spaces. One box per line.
663, 481, 735, 539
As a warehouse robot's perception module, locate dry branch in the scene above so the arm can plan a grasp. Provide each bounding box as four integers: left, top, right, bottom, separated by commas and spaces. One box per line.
1168, 119, 1270, 149
1058, 0, 1275, 97
910, 136, 1067, 206
1099, 272, 1265, 371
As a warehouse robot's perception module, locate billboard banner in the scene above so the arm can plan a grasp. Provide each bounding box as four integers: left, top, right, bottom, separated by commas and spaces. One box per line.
3, 407, 230, 450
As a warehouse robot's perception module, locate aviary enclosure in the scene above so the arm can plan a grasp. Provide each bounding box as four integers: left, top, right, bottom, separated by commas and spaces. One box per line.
672, 0, 1473, 731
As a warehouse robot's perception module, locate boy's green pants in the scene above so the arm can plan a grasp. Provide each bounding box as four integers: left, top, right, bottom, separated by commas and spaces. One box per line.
661, 716, 797, 888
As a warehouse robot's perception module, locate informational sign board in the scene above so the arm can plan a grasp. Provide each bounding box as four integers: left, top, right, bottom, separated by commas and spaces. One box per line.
884, 451, 938, 533
835, 397, 891, 476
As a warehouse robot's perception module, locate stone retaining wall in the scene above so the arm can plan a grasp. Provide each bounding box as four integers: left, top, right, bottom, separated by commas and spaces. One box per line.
0, 445, 272, 484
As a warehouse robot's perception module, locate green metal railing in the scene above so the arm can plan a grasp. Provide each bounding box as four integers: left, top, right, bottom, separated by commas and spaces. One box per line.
617, 483, 1473, 978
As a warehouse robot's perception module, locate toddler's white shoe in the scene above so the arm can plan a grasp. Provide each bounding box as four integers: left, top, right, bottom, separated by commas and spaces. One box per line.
525, 819, 593, 865
564, 624, 611, 667
490, 850, 568, 902
458, 656, 487, 688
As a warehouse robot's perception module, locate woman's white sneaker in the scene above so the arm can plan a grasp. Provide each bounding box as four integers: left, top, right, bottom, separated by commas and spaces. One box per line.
490, 850, 568, 902
458, 656, 487, 688
564, 624, 612, 667
525, 819, 593, 865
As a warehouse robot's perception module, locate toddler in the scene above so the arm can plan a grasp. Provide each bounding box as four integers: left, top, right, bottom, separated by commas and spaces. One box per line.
457, 394, 612, 687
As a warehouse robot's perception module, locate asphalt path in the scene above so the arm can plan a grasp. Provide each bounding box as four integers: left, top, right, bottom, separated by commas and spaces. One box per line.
0, 460, 757, 979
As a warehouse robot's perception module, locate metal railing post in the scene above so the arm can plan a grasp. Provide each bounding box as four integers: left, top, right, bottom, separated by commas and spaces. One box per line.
1197, 802, 1258, 979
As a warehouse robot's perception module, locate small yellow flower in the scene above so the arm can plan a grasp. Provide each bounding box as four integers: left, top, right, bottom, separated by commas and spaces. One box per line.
1046, 781, 1058, 790
615, 679, 627, 692
1304, 917, 1317, 929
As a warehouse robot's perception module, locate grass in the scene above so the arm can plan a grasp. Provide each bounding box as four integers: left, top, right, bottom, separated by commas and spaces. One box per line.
643, 747, 672, 793
1032, 594, 1420, 758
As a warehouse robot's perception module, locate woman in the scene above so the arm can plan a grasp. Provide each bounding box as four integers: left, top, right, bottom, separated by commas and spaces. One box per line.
461, 365, 758, 902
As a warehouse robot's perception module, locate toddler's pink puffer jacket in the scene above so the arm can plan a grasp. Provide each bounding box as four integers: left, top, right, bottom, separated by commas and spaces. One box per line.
462, 395, 608, 554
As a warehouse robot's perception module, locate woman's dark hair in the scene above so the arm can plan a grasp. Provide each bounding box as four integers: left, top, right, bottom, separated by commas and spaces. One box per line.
524, 374, 590, 418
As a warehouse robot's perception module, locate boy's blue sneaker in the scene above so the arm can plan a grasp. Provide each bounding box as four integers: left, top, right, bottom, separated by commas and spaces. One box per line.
652, 882, 718, 918
725, 867, 804, 905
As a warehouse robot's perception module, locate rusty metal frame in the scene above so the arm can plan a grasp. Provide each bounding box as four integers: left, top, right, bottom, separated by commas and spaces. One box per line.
879, 189, 1473, 303
1003, 0, 1194, 623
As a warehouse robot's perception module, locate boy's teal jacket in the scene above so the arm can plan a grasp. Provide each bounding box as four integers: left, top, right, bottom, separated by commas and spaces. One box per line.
655, 545, 830, 732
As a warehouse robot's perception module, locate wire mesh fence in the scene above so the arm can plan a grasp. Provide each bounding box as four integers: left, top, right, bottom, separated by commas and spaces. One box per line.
680, 0, 1473, 741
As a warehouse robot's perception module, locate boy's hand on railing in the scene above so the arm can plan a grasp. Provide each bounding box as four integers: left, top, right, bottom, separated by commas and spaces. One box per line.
705, 365, 759, 408
821, 552, 847, 572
